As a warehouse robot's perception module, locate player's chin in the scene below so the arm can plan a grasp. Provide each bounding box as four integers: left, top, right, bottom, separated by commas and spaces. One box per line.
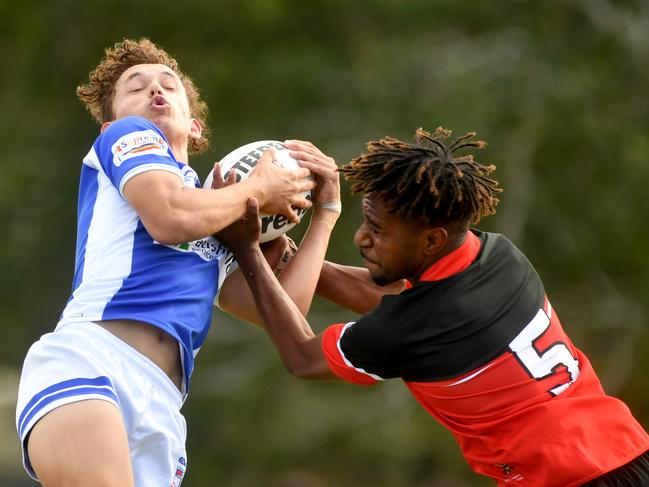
147, 111, 175, 128
367, 266, 391, 287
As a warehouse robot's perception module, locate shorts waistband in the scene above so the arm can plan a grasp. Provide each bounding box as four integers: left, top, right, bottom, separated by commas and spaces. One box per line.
56, 321, 184, 408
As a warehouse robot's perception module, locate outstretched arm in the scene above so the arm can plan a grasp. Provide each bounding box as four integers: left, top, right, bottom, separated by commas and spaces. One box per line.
317, 261, 406, 314
220, 257, 405, 321
225, 197, 337, 380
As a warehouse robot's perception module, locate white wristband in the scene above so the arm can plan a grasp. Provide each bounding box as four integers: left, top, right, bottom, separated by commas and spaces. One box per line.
316, 201, 342, 214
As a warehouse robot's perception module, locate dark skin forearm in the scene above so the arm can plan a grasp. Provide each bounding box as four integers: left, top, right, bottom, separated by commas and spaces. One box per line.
236, 245, 335, 380
219, 213, 338, 326
317, 261, 407, 314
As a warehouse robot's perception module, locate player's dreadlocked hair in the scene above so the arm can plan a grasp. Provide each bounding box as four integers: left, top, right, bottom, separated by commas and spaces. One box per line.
340, 127, 502, 230
76, 38, 209, 154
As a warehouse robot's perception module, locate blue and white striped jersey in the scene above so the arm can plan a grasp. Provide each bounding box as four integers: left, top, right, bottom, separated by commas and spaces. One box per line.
60, 116, 232, 391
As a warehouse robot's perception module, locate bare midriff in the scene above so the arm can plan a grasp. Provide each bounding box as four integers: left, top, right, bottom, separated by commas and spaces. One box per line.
94, 319, 183, 391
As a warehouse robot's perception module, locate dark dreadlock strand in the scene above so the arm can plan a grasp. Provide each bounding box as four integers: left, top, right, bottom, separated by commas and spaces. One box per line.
340, 127, 502, 228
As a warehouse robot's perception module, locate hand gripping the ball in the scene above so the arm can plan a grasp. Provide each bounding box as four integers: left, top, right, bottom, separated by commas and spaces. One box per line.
204, 140, 316, 243
284, 139, 341, 217
214, 196, 262, 256
249, 149, 315, 222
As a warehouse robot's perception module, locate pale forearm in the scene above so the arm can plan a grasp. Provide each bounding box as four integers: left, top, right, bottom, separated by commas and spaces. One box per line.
277, 210, 338, 315
124, 170, 273, 245
154, 180, 267, 244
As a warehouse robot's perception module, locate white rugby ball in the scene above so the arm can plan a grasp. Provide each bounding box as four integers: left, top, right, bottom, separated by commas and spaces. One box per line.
204, 140, 312, 243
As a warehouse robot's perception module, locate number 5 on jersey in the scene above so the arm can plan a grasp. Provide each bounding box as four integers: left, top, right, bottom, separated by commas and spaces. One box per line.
509, 305, 580, 396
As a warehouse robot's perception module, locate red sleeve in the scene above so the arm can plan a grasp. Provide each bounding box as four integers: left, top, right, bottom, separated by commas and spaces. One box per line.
321, 323, 379, 386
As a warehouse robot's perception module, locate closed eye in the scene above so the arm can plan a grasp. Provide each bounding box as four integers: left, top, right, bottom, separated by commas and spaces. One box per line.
364, 220, 381, 235
365, 217, 381, 235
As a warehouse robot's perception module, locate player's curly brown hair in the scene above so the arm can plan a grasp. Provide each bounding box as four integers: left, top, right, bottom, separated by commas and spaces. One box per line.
340, 127, 502, 231
77, 38, 209, 154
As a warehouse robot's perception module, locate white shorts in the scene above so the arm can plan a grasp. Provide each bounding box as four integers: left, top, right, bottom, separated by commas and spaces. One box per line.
16, 321, 188, 486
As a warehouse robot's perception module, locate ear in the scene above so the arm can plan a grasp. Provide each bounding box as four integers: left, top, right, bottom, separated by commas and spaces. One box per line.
100, 121, 112, 134
188, 118, 203, 140
421, 227, 448, 256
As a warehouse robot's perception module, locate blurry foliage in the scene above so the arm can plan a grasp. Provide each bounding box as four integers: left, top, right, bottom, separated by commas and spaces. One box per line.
1, 0, 648, 485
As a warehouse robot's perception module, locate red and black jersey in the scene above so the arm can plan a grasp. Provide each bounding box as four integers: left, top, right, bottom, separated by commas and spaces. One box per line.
322, 230, 649, 486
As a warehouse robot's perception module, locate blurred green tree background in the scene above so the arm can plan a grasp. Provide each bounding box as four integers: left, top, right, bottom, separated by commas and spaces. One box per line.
1, 1, 648, 485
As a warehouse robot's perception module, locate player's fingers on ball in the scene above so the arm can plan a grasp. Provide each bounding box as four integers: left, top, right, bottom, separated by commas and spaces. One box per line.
296, 178, 316, 193
288, 146, 326, 162
282, 139, 299, 149
288, 149, 316, 162
298, 152, 337, 170
260, 148, 278, 163
247, 196, 259, 215
284, 139, 316, 151
292, 195, 313, 210
211, 162, 225, 189
286, 140, 324, 159
226, 169, 237, 186
299, 159, 332, 172
292, 167, 313, 181
299, 160, 338, 178
296, 160, 322, 176
281, 206, 301, 224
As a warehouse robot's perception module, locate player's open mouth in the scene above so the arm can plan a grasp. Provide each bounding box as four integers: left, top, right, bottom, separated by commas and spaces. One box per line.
151, 95, 169, 108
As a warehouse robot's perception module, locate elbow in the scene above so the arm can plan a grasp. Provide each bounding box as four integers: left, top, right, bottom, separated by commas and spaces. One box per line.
153, 232, 186, 246
142, 210, 195, 245
283, 357, 328, 381
286, 365, 314, 380
146, 225, 185, 245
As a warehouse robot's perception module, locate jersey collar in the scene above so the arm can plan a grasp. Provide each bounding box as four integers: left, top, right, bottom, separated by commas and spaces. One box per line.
412, 231, 481, 284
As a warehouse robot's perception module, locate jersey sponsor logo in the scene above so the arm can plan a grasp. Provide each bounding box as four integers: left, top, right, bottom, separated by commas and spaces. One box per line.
223, 253, 237, 276
111, 130, 169, 167
170, 456, 186, 487
181, 165, 199, 188
161, 235, 231, 262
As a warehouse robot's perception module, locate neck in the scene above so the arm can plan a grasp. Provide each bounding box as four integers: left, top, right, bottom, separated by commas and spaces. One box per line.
171, 143, 189, 164
412, 230, 468, 281
444, 230, 468, 253
165, 134, 189, 163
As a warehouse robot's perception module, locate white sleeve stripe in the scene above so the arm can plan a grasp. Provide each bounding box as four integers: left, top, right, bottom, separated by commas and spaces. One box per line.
444, 362, 495, 387
118, 164, 183, 197
337, 322, 384, 381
